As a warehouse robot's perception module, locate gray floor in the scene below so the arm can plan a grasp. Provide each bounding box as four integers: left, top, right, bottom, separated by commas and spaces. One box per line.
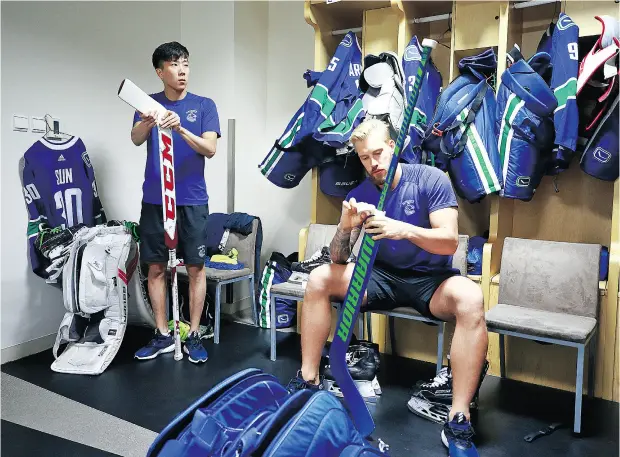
2, 321, 618, 457
2, 373, 157, 457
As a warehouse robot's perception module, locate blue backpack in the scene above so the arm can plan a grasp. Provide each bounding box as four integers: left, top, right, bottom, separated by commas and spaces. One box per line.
257, 252, 297, 329
147, 368, 390, 457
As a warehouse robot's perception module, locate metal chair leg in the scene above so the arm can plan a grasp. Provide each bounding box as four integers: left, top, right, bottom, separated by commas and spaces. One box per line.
587, 334, 597, 397
389, 316, 397, 356
499, 333, 506, 378
574, 344, 585, 434
436, 322, 445, 375
358, 313, 364, 339
250, 276, 257, 327
270, 295, 277, 361
214, 283, 222, 344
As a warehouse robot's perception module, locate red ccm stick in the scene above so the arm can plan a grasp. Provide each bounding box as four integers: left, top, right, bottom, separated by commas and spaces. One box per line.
118, 79, 182, 361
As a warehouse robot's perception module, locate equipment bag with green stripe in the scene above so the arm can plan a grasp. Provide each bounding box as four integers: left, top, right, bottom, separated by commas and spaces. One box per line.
422, 48, 503, 204
496, 49, 557, 201
257, 252, 297, 329
258, 31, 365, 193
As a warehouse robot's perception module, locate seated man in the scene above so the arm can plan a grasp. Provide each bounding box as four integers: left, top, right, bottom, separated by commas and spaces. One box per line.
287, 119, 488, 457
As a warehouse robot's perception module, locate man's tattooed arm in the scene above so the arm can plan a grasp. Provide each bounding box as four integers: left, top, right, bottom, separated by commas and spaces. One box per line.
330, 226, 361, 264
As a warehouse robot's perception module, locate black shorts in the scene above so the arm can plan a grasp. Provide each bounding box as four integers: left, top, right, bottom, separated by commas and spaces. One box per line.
139, 202, 209, 265
362, 263, 460, 319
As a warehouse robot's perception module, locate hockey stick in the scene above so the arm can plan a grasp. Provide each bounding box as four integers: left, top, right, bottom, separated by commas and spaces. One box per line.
118, 79, 183, 361
328, 38, 437, 437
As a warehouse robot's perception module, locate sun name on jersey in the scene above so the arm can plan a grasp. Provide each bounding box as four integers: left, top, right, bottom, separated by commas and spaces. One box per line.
55, 168, 73, 185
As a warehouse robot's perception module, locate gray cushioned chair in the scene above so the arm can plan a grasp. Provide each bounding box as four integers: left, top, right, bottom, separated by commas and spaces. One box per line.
367, 234, 469, 374
485, 236, 601, 434
178, 219, 259, 344
268, 224, 468, 371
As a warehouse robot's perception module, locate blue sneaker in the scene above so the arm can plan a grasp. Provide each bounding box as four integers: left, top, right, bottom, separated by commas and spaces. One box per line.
441, 412, 479, 457
184, 331, 208, 363
135, 329, 174, 360
286, 370, 324, 394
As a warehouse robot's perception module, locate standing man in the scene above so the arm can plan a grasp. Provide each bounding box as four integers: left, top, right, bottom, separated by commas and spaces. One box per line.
131, 41, 220, 364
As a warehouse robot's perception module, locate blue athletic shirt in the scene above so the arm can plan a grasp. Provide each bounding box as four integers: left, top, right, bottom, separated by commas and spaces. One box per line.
133, 92, 221, 206
346, 163, 459, 274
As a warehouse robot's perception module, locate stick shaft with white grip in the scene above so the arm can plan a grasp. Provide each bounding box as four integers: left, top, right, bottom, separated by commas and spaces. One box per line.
118, 79, 183, 361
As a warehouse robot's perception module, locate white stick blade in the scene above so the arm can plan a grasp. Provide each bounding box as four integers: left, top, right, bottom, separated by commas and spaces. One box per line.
118, 79, 167, 120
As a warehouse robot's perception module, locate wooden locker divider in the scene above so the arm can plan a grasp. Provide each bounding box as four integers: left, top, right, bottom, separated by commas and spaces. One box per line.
610, 180, 619, 402
387, 0, 457, 364
484, 0, 619, 401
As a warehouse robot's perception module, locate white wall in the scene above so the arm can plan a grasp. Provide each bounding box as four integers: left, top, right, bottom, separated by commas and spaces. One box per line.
1, 1, 315, 353
1, 1, 235, 353
234, 1, 314, 265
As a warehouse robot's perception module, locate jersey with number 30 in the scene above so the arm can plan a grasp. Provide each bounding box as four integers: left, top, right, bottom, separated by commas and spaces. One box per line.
21, 136, 106, 278
537, 13, 580, 169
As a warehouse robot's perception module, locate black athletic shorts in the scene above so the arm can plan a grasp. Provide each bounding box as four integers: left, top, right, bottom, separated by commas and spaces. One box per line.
362, 263, 460, 319
139, 202, 209, 265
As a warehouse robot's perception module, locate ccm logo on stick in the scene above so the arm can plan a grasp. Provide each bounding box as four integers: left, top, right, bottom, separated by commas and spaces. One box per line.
161, 133, 176, 220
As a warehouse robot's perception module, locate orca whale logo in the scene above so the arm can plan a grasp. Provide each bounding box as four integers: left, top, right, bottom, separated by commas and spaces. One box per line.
284, 173, 296, 181
516, 176, 530, 187
342, 34, 353, 48
404, 45, 421, 62
593, 147, 611, 163
403, 200, 416, 216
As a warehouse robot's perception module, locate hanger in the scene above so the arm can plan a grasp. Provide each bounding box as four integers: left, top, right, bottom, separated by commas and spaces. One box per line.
436, 14, 452, 50
43, 114, 71, 141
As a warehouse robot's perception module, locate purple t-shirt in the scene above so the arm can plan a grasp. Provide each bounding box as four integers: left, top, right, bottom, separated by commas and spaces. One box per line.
346, 163, 459, 274
133, 92, 221, 206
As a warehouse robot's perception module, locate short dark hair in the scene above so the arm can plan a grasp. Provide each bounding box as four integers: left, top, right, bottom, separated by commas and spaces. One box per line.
152, 42, 189, 69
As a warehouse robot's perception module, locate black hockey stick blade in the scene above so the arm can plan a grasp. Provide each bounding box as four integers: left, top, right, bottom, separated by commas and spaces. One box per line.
328, 38, 437, 438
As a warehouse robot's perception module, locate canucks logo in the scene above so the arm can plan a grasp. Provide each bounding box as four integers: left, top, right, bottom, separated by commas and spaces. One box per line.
516, 176, 531, 187
82, 151, 92, 168
186, 109, 197, 122
593, 147, 611, 163
403, 200, 416, 216
404, 44, 421, 62
557, 14, 576, 31
342, 34, 353, 48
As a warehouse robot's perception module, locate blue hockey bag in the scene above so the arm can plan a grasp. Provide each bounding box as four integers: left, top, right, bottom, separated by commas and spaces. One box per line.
147, 368, 390, 457
401, 36, 442, 165
257, 252, 297, 329
422, 48, 503, 203
496, 49, 558, 201
579, 94, 619, 182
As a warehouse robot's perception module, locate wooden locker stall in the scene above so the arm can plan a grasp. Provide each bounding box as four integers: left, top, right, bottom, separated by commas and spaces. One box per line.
298, 0, 409, 347
483, 0, 620, 401
386, 1, 459, 364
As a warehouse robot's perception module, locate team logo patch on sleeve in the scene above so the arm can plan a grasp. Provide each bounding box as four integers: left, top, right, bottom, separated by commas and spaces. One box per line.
82, 151, 92, 168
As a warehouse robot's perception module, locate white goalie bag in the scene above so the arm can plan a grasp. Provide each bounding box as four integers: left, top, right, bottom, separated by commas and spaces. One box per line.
51, 225, 155, 375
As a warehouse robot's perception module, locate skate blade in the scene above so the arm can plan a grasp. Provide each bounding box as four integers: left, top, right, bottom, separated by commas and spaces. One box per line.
371, 376, 382, 396
323, 379, 378, 403
407, 395, 449, 425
